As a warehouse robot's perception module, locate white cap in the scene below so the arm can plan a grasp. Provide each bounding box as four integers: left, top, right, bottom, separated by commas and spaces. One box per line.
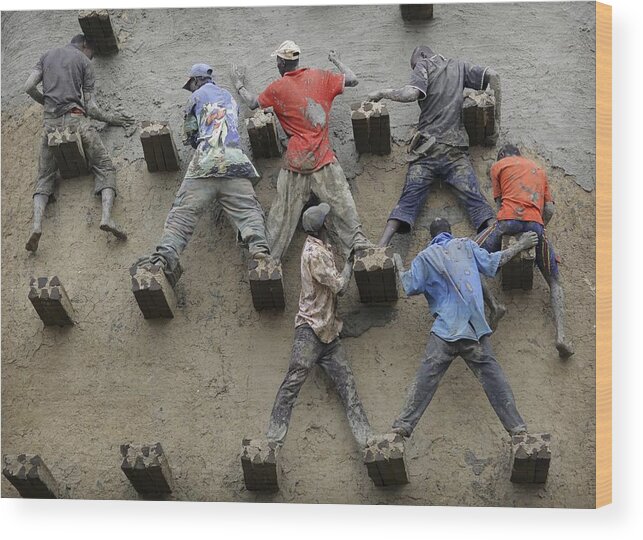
271, 40, 301, 60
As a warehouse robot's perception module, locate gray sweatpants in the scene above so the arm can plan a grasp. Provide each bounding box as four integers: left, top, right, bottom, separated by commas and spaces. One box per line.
151, 176, 270, 276
393, 333, 527, 436
266, 325, 373, 448
267, 161, 369, 261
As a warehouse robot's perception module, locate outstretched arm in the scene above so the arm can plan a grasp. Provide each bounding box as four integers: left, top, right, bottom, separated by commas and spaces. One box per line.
328, 50, 358, 87
85, 92, 134, 127
24, 69, 44, 105
498, 232, 538, 266
367, 85, 421, 103
483, 68, 501, 122
543, 202, 555, 226
231, 64, 260, 110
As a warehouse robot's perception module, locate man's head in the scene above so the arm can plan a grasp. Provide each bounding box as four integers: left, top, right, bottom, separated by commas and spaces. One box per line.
429, 217, 452, 239
71, 34, 95, 60
182, 63, 214, 92
497, 143, 521, 161
272, 40, 301, 76
410, 45, 435, 69
302, 203, 331, 236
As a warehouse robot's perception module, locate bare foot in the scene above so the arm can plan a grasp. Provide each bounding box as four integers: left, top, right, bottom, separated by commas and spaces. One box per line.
100, 219, 128, 241
25, 231, 42, 252
556, 339, 575, 359
489, 303, 507, 331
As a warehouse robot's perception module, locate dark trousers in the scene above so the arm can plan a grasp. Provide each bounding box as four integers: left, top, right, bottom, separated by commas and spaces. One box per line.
393, 333, 526, 436
266, 325, 373, 448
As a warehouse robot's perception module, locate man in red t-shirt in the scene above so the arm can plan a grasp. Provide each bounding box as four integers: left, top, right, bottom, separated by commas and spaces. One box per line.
232, 40, 371, 262
476, 144, 573, 358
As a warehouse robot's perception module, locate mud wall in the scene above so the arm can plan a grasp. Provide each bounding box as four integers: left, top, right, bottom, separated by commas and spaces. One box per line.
1, 3, 596, 507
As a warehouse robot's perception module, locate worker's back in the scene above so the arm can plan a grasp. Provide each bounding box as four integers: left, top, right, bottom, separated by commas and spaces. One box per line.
38, 44, 94, 117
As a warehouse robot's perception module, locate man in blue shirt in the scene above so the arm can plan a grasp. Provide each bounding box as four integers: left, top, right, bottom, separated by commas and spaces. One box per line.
391, 218, 538, 438
134, 64, 271, 288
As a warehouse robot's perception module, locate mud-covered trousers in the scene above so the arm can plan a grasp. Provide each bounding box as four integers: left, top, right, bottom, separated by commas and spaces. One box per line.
266, 325, 373, 448
34, 111, 117, 198
392, 333, 527, 436
388, 143, 495, 234
150, 177, 270, 276
267, 161, 369, 262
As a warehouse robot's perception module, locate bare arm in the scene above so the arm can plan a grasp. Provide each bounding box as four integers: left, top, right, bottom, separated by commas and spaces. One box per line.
367, 85, 421, 103
24, 69, 44, 105
337, 259, 354, 296
483, 68, 501, 144
543, 202, 555, 226
498, 232, 538, 266
85, 92, 133, 127
231, 64, 260, 110
494, 196, 502, 211
328, 50, 358, 87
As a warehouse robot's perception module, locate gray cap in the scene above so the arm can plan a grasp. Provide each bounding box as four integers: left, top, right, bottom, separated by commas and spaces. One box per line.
302, 203, 330, 233
183, 63, 214, 90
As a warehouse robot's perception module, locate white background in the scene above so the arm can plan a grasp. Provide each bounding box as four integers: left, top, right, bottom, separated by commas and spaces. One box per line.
1, 0, 640, 537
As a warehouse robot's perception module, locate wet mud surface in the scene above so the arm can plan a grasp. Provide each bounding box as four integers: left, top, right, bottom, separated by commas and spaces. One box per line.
2, 3, 595, 506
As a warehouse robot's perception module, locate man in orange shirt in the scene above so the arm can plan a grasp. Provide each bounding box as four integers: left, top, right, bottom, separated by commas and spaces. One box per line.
476, 144, 574, 358
232, 40, 371, 262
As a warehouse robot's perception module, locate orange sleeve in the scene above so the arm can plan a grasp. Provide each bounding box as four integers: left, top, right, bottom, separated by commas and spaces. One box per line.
490, 162, 502, 199
257, 81, 276, 109
326, 70, 345, 99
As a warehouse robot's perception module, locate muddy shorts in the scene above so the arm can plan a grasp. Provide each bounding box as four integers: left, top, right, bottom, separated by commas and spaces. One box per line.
388, 143, 495, 234
34, 112, 117, 199
475, 219, 559, 282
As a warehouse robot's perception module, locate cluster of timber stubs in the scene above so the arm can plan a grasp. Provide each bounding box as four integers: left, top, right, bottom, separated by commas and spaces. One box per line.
2, 434, 550, 498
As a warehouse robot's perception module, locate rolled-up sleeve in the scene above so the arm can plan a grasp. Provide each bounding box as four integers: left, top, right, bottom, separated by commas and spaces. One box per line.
462, 61, 487, 91
309, 250, 344, 294
470, 240, 502, 277
401, 254, 432, 296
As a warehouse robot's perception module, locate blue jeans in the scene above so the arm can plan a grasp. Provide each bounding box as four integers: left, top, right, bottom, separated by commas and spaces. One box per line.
475, 219, 559, 282
388, 143, 495, 233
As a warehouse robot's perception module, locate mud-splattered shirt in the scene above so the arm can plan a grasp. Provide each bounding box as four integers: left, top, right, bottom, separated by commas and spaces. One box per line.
401, 232, 501, 342
295, 236, 345, 343
491, 156, 553, 225
408, 55, 487, 147
257, 68, 345, 173
183, 82, 259, 179
36, 44, 95, 117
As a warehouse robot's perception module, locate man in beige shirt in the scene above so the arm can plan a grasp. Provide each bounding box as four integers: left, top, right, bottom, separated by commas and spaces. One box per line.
265, 203, 373, 449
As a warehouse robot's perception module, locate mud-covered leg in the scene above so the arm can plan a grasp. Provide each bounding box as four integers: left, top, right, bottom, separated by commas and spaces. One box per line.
266, 326, 321, 445
150, 178, 212, 281
318, 339, 373, 448
392, 334, 456, 437
460, 337, 527, 434
99, 188, 127, 240
482, 278, 506, 330
312, 162, 371, 258
380, 156, 434, 246
266, 169, 310, 262
27, 132, 58, 252
537, 233, 574, 358
551, 277, 574, 358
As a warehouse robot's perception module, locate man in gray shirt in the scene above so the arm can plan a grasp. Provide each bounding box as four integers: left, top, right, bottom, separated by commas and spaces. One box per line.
23, 34, 133, 252
368, 46, 501, 247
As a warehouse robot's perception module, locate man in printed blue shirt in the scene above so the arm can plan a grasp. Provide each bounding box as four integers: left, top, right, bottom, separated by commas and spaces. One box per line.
135, 64, 271, 287
391, 218, 537, 438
